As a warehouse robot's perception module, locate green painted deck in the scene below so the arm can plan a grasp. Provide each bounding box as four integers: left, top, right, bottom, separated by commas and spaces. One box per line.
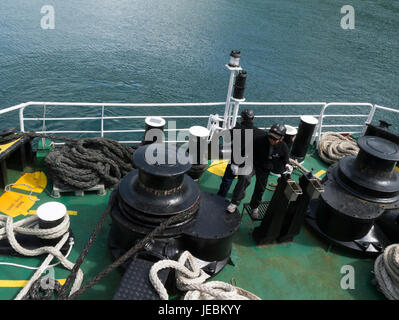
0, 144, 386, 300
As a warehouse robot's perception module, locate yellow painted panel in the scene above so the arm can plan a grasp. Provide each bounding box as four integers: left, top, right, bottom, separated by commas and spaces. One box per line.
395, 167, 399, 173
0, 192, 37, 218
12, 171, 47, 194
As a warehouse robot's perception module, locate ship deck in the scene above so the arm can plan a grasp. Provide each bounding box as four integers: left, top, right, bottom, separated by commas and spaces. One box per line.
0, 141, 385, 300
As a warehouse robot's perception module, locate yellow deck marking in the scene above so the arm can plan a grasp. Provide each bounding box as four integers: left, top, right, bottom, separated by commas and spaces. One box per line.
25, 210, 78, 216
0, 138, 21, 154
207, 160, 229, 177
12, 171, 47, 194
314, 170, 326, 178
0, 279, 66, 287
0, 192, 38, 218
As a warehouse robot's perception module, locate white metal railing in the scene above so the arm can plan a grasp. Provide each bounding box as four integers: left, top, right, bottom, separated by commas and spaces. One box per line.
0, 101, 397, 145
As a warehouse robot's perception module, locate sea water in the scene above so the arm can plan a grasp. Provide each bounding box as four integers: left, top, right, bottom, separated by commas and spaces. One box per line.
0, 0, 398, 140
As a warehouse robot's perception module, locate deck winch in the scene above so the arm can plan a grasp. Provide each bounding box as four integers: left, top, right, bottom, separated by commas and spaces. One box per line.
108, 143, 240, 299
307, 135, 399, 255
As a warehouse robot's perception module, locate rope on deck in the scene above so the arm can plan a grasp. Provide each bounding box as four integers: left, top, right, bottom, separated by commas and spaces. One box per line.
43, 137, 136, 190
374, 244, 399, 300
0, 131, 136, 190
56, 190, 199, 300
318, 132, 359, 164
0, 213, 83, 300
149, 251, 261, 300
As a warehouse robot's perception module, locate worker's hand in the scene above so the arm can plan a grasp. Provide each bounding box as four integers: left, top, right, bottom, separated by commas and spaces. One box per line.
231, 164, 239, 176
285, 164, 293, 174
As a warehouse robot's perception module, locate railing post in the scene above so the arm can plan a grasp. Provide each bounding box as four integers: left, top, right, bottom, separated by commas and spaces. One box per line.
315, 103, 328, 146
19, 105, 25, 132
101, 105, 105, 138
42, 103, 47, 147
362, 104, 377, 134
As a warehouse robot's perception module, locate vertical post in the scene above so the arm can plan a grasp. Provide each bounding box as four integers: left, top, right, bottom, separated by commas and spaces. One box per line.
19, 105, 25, 132
42, 103, 46, 148
363, 104, 377, 135
230, 100, 240, 128
222, 50, 242, 130
316, 103, 328, 146
223, 70, 236, 129
101, 105, 105, 138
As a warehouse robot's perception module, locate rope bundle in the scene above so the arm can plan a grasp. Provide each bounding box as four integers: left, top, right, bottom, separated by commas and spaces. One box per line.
0, 132, 24, 145
44, 137, 135, 190
318, 132, 359, 164
150, 251, 260, 300
0, 214, 83, 300
374, 244, 399, 300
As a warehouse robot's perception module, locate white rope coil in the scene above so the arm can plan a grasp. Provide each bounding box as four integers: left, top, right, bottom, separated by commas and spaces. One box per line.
318, 132, 359, 164
374, 244, 399, 300
0, 213, 84, 300
149, 251, 260, 300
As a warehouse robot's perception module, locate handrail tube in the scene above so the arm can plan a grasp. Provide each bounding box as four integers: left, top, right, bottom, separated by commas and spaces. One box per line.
0, 101, 396, 145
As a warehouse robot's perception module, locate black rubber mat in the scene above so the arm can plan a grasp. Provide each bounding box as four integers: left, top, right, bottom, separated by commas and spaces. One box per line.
113, 257, 170, 300
243, 201, 270, 221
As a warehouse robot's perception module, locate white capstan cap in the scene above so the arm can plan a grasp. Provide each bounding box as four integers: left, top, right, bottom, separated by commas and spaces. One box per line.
36, 202, 67, 222
300, 115, 318, 125
285, 125, 298, 135
145, 116, 166, 128
189, 126, 210, 138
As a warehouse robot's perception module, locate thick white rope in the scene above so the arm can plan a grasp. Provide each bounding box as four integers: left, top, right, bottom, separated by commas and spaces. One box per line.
0, 214, 83, 299
374, 244, 399, 300
149, 251, 260, 300
0, 240, 73, 270
318, 132, 359, 164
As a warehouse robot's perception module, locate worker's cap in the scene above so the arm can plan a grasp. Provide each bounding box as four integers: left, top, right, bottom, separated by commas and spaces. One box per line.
268, 123, 287, 140
241, 109, 254, 121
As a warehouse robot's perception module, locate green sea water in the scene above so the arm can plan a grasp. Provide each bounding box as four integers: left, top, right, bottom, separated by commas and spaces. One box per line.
0, 0, 398, 139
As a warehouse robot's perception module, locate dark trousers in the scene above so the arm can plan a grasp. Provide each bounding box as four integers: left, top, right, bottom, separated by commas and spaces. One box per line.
217, 164, 236, 197
231, 168, 270, 208
249, 170, 270, 209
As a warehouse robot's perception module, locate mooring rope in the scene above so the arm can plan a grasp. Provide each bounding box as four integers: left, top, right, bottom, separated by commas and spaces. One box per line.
0, 131, 136, 190
0, 214, 83, 300
374, 244, 399, 300
57, 191, 199, 300
44, 137, 135, 190
149, 251, 261, 300
318, 132, 359, 164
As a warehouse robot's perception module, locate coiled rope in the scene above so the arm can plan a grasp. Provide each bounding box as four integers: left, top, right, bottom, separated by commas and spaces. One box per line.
44, 137, 135, 190
150, 251, 261, 300
374, 244, 399, 300
0, 213, 83, 300
0, 131, 136, 190
318, 132, 359, 164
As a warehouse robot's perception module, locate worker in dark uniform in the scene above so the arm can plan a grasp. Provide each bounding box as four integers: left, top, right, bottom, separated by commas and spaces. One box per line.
217, 109, 264, 200
226, 123, 292, 217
